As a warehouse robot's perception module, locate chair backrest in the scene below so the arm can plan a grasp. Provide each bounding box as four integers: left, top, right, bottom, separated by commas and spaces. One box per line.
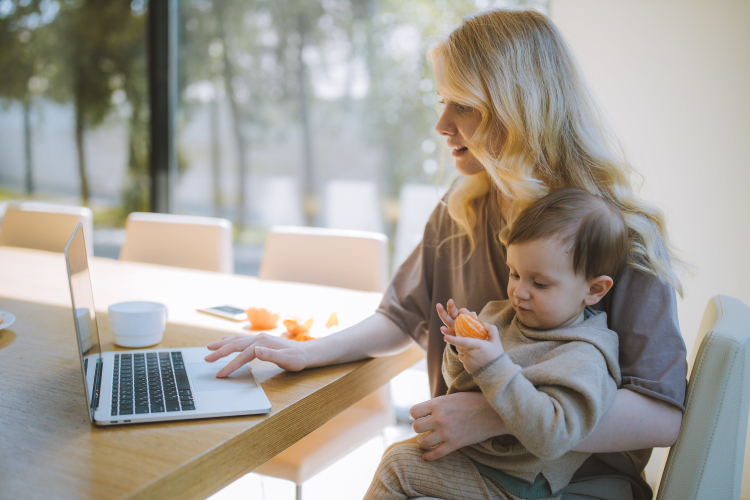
0, 201, 94, 257
258, 225, 389, 293
119, 212, 234, 273
656, 295, 750, 500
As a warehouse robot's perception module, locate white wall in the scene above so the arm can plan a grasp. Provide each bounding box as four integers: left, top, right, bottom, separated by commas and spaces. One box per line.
551, 0, 750, 494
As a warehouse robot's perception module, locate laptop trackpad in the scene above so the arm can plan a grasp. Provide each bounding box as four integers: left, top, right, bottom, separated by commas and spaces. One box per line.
188, 362, 258, 392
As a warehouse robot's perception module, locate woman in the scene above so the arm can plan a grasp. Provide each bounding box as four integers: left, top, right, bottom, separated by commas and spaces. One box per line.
206, 10, 687, 500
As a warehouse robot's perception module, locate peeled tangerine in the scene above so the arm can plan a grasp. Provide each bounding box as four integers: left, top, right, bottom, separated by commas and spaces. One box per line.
284, 317, 313, 335
283, 318, 315, 342
455, 313, 489, 340
246, 307, 280, 330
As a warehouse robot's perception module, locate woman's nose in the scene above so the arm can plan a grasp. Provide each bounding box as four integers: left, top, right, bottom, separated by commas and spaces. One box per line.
435, 109, 455, 137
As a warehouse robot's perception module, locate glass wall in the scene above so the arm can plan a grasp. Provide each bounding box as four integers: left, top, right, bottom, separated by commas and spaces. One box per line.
175, 0, 547, 273
0, 0, 547, 270
0, 0, 148, 257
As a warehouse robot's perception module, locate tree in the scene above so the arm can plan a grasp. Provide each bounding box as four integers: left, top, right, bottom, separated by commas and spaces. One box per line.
0, 0, 56, 195
177, 0, 547, 232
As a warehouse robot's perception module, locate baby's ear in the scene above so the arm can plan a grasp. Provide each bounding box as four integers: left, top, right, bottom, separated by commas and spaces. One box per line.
584, 275, 614, 306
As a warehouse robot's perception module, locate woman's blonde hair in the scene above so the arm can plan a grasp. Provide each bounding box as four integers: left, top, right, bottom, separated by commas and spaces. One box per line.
429, 9, 685, 295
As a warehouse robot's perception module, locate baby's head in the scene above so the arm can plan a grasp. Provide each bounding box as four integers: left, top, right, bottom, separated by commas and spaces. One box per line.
504, 188, 628, 329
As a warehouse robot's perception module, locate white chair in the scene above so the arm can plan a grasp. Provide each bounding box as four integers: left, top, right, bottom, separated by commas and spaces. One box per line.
392, 183, 447, 272
254, 225, 394, 500
258, 225, 389, 293
0, 201, 94, 257
119, 212, 234, 273
322, 180, 384, 233
654, 295, 750, 499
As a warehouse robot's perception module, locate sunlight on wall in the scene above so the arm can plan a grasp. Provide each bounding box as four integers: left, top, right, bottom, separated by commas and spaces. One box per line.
552, 0, 750, 494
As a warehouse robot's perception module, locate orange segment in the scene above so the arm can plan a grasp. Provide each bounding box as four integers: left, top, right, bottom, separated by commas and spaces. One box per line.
326, 312, 339, 328
245, 307, 280, 330
283, 317, 313, 335
454, 313, 488, 340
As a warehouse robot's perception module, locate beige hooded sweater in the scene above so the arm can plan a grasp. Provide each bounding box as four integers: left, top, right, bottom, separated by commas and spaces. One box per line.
443, 300, 622, 494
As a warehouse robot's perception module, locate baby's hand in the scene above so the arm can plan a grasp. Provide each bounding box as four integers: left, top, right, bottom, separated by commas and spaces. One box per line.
436, 299, 462, 336
444, 322, 505, 375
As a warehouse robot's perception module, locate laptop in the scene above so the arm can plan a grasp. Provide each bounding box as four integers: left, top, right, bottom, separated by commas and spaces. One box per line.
64, 222, 271, 426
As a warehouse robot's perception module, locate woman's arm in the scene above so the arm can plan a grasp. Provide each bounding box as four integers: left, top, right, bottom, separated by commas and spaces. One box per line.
572, 388, 682, 452
205, 312, 414, 376
410, 388, 682, 461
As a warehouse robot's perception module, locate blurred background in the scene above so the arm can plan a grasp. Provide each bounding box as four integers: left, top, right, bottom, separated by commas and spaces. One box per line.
0, 0, 545, 275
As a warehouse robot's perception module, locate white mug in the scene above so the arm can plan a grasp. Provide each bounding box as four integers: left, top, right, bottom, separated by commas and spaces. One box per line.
108, 301, 168, 348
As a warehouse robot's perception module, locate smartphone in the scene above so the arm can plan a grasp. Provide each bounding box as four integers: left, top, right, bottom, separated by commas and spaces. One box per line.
198, 305, 247, 321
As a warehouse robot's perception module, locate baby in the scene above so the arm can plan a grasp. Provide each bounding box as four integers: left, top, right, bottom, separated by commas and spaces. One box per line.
365, 188, 628, 500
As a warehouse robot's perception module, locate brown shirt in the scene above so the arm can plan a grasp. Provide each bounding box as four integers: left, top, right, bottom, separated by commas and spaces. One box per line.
376, 189, 688, 500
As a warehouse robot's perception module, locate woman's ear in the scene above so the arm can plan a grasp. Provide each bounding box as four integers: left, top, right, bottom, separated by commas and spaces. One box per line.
584, 275, 614, 306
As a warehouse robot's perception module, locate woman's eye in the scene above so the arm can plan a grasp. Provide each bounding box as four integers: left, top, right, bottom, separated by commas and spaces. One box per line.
435, 99, 446, 117
509, 272, 520, 280
455, 103, 471, 111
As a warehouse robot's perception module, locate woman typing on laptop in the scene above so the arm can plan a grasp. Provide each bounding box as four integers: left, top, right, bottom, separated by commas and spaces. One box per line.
204, 9, 686, 500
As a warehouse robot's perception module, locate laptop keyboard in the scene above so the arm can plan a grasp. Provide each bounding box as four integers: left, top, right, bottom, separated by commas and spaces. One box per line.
111, 352, 195, 416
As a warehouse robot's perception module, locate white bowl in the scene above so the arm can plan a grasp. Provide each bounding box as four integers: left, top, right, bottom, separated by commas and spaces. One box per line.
108, 301, 167, 348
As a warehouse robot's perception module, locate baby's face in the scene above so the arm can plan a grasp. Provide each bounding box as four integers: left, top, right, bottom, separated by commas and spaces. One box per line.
506, 238, 590, 330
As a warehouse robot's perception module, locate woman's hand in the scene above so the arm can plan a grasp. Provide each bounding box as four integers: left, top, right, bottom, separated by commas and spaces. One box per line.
205, 333, 309, 376
204, 313, 413, 377
409, 391, 509, 460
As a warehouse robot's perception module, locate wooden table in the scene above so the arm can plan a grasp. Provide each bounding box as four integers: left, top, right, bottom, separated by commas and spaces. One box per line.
0, 247, 423, 500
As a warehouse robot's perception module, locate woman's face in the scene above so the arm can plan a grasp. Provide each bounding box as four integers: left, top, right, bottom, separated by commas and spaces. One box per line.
434, 60, 485, 176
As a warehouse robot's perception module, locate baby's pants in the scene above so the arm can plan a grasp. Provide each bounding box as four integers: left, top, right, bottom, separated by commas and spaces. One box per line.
364, 437, 557, 500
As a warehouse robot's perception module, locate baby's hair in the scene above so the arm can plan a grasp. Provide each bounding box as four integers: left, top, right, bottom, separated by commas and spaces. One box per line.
505, 188, 628, 281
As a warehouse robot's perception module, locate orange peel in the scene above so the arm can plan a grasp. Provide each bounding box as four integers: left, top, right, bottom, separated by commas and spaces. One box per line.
326, 312, 339, 328
245, 307, 280, 330
283, 317, 313, 335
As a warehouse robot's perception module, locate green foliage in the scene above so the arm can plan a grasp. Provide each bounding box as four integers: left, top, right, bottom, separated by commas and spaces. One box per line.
1, 0, 548, 227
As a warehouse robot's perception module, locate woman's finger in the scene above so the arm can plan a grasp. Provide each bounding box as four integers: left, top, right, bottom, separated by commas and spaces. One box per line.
206, 335, 243, 351
204, 336, 255, 362
409, 399, 435, 421
422, 443, 452, 461
215, 346, 257, 377
416, 431, 443, 450
411, 414, 434, 435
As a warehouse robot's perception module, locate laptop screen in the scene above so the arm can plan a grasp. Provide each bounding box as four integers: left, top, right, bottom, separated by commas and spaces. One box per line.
64, 223, 102, 423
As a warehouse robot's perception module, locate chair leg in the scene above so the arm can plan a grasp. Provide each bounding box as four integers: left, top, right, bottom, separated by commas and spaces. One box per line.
295, 484, 302, 500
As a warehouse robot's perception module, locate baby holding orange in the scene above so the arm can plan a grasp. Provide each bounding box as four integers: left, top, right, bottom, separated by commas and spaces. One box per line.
365, 188, 628, 499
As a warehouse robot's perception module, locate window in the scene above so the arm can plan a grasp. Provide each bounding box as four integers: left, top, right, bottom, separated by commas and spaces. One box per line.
0, 0, 547, 271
